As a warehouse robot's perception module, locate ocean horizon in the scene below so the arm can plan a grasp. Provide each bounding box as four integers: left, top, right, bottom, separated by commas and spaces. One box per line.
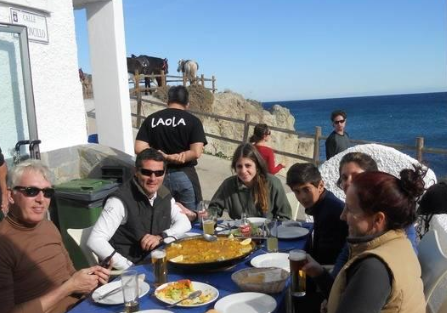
263, 91, 447, 178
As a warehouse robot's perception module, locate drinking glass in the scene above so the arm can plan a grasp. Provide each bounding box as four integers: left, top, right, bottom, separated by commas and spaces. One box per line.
151, 248, 167, 287
202, 212, 216, 235
289, 249, 307, 297
121, 270, 140, 312
264, 219, 278, 253
197, 201, 207, 223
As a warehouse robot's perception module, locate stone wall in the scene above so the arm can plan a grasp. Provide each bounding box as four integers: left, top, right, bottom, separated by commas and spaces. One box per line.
40, 144, 134, 184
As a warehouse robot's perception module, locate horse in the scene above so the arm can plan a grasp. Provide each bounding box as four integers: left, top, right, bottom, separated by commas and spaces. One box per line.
127, 55, 168, 95
177, 59, 199, 85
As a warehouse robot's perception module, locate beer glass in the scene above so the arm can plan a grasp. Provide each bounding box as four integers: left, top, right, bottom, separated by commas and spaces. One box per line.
202, 214, 216, 235
121, 270, 140, 313
264, 219, 278, 253
289, 249, 307, 297
151, 248, 167, 287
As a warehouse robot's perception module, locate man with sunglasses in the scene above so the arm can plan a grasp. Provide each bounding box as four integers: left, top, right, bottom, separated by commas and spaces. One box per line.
325, 110, 350, 160
87, 148, 191, 270
0, 160, 110, 313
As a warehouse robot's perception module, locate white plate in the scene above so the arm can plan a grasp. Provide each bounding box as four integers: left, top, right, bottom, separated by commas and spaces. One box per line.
164, 232, 199, 244
247, 217, 266, 227
92, 280, 150, 305
274, 225, 309, 239
155, 281, 219, 307
214, 292, 277, 313
251, 253, 290, 272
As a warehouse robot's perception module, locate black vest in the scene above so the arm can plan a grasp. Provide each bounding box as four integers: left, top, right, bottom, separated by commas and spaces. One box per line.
108, 179, 172, 263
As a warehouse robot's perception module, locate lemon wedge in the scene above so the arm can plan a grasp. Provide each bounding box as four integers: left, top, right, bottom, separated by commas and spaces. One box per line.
170, 255, 184, 262
228, 234, 234, 240
240, 238, 252, 246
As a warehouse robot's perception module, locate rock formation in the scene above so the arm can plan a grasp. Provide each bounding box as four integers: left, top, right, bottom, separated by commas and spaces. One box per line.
131, 89, 314, 175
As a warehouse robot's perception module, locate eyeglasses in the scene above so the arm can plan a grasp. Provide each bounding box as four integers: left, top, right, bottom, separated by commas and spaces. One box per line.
333, 119, 346, 125
13, 186, 55, 198
140, 168, 165, 177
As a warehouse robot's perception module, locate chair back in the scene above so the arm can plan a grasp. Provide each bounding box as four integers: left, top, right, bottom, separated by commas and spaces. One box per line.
418, 229, 447, 313
286, 192, 313, 222
67, 227, 98, 266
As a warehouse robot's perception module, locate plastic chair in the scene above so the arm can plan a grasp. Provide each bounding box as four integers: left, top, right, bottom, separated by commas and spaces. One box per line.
286, 192, 313, 222
418, 229, 447, 313
67, 227, 98, 266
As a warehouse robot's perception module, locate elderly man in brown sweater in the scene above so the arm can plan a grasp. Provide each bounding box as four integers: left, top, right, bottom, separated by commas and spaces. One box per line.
0, 160, 110, 313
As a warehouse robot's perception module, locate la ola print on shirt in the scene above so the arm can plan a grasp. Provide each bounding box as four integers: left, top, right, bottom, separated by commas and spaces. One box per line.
151, 116, 186, 128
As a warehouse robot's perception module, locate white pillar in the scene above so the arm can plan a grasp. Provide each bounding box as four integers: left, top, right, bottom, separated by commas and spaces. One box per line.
84, 0, 134, 155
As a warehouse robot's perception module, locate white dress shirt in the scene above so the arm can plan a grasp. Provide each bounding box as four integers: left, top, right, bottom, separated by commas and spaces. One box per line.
87, 192, 191, 270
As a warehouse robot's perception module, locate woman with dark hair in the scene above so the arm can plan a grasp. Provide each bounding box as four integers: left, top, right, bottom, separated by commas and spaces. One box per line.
332, 152, 418, 277
303, 167, 426, 313
208, 143, 291, 220
250, 123, 285, 174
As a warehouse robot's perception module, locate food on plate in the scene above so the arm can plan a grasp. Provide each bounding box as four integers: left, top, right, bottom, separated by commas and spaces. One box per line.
166, 237, 254, 264
229, 221, 263, 237
206, 310, 220, 313
155, 279, 214, 305
240, 238, 252, 246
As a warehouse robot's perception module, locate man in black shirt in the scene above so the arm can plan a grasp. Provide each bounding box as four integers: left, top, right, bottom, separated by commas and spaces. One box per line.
135, 86, 207, 212
325, 110, 350, 160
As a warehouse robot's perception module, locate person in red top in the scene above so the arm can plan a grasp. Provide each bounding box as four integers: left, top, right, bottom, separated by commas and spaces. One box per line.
250, 123, 285, 174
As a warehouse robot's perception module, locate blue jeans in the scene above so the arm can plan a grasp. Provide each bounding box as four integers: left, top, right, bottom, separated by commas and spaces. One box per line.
163, 171, 197, 210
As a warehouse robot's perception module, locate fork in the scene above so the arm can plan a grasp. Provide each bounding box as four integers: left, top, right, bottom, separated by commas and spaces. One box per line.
166, 290, 202, 308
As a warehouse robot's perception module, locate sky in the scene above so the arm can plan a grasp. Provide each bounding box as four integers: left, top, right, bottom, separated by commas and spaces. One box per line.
74, 0, 447, 102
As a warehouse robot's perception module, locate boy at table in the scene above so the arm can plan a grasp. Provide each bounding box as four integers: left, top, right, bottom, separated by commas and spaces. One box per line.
286, 163, 348, 265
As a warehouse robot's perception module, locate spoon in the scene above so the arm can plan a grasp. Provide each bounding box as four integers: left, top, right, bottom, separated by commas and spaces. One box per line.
167, 290, 202, 307
203, 233, 217, 242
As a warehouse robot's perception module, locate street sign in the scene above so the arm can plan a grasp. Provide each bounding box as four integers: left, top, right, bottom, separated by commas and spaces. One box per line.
10, 8, 49, 43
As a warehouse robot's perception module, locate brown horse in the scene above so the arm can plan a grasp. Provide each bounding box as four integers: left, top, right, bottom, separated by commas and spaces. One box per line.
127, 55, 168, 95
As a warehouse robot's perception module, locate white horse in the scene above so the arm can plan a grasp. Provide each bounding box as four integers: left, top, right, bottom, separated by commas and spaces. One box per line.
177, 59, 199, 85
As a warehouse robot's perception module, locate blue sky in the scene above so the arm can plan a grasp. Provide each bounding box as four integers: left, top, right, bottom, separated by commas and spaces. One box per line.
74, 0, 447, 102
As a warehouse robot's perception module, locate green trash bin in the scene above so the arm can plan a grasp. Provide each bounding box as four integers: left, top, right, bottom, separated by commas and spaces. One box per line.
54, 178, 119, 270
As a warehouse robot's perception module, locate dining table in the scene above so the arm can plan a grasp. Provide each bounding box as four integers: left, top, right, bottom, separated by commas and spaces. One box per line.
67, 221, 312, 313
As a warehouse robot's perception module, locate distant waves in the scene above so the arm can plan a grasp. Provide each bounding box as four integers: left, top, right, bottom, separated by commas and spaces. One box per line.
263, 92, 447, 178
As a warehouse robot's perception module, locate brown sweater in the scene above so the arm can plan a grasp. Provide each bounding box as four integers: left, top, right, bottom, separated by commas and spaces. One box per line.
0, 216, 79, 313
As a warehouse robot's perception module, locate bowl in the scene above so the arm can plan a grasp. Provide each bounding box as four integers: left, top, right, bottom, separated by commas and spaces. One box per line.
231, 267, 289, 294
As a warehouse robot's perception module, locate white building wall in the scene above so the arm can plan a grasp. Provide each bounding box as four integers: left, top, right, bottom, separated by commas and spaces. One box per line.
0, 0, 87, 153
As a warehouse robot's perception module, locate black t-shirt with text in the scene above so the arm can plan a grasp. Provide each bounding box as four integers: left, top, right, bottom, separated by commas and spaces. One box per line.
136, 108, 207, 167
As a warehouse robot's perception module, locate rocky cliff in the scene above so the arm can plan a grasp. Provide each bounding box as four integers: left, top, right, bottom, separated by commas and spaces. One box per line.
131, 90, 314, 175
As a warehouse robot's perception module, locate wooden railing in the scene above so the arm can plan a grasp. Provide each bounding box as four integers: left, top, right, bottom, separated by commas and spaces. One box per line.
129, 70, 217, 95
131, 97, 447, 166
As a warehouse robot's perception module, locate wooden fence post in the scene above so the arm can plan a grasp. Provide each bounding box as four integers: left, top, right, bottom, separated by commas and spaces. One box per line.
313, 126, 322, 165
416, 137, 424, 162
183, 73, 187, 86
161, 70, 165, 87
201, 74, 205, 86
135, 71, 143, 128
212, 76, 216, 93
242, 114, 251, 143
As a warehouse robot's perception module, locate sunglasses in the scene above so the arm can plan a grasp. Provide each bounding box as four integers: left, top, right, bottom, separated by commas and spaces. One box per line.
140, 168, 165, 177
333, 119, 346, 125
13, 186, 55, 198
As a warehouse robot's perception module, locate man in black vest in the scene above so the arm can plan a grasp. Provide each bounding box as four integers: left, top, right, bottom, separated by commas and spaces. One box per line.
87, 149, 191, 270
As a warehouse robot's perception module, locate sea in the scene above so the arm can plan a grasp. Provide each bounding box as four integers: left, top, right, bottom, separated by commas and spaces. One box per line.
263, 92, 447, 178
